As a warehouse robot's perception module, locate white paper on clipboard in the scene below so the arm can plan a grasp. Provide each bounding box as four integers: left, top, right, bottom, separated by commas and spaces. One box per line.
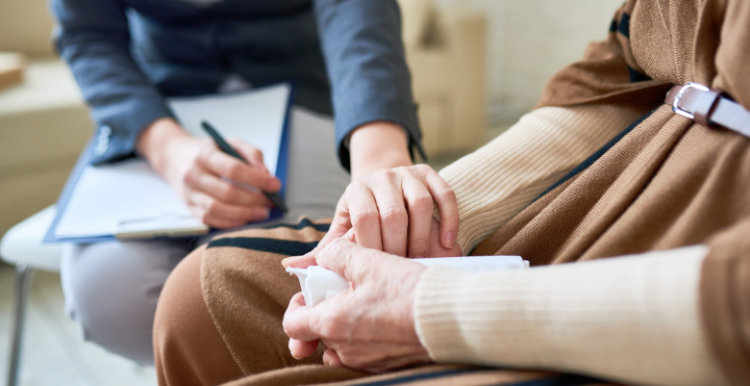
52, 83, 290, 241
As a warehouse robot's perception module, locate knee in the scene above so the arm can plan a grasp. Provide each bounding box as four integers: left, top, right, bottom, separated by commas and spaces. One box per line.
154, 245, 243, 385
153, 246, 206, 355
61, 241, 187, 364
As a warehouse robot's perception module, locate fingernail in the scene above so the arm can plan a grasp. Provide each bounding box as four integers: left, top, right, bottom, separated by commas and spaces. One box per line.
281, 255, 305, 268
256, 208, 270, 219
268, 179, 281, 192
444, 232, 455, 248
288, 340, 302, 360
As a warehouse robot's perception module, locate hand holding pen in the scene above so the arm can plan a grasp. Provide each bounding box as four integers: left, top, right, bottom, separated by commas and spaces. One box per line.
201, 121, 289, 214
138, 117, 282, 229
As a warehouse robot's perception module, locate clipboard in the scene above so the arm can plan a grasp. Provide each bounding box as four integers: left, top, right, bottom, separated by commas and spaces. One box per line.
44, 83, 295, 243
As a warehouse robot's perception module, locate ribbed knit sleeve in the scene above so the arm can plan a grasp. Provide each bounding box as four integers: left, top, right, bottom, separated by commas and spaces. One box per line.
437, 105, 643, 254
414, 246, 728, 386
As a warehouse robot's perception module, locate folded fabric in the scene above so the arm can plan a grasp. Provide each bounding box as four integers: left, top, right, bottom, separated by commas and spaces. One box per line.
287, 255, 528, 307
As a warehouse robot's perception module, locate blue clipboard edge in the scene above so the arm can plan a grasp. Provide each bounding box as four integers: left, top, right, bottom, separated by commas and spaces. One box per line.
43, 135, 104, 244
43, 82, 296, 244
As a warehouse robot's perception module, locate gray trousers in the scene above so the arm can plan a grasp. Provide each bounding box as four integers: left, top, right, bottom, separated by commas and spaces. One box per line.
60, 107, 350, 364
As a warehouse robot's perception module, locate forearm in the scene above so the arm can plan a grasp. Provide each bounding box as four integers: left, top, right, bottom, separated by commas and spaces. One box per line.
314, 0, 422, 170
348, 122, 412, 179
414, 246, 728, 386
439, 105, 643, 254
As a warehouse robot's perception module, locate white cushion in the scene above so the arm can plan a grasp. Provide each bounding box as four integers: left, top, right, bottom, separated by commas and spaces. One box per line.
1, 206, 63, 272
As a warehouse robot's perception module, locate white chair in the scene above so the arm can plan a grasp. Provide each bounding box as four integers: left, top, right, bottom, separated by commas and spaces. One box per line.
1, 206, 63, 386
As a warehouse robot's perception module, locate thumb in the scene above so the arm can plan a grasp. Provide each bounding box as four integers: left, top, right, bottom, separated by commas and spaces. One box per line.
317, 212, 351, 251
281, 254, 317, 269
282, 217, 345, 269
343, 228, 357, 243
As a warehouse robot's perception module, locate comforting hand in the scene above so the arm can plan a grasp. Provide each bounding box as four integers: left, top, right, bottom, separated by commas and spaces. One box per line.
318, 122, 459, 257
282, 239, 431, 372
138, 118, 281, 229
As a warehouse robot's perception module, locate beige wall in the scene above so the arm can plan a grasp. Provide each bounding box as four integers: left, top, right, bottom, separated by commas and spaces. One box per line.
0, 0, 56, 57
438, 0, 623, 125
0, 61, 90, 237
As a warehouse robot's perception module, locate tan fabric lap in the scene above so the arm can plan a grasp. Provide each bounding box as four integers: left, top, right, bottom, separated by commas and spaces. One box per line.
220, 364, 617, 386
154, 244, 245, 386
700, 218, 750, 385
190, 218, 623, 386
201, 218, 332, 375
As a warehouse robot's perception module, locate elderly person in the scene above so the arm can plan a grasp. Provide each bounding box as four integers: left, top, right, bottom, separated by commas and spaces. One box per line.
154, 0, 750, 385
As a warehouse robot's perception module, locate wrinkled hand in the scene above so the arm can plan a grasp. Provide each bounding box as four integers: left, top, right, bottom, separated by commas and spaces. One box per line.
138, 118, 281, 229
282, 239, 431, 372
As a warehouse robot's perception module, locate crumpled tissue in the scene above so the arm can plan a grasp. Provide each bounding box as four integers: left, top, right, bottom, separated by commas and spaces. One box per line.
286, 255, 529, 307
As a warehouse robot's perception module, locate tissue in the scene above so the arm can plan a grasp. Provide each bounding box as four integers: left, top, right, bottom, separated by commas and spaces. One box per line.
287, 255, 529, 307
286, 266, 350, 307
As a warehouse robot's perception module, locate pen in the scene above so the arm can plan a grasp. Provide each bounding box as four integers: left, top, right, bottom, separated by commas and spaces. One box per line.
201, 120, 289, 214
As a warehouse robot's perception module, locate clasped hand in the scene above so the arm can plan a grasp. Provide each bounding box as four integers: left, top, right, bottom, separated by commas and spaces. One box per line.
282, 124, 462, 372
283, 239, 432, 372
282, 212, 461, 372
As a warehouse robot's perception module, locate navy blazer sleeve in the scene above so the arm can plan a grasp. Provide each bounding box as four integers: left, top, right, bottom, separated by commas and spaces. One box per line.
314, 0, 425, 170
51, 0, 174, 164
52, 0, 424, 167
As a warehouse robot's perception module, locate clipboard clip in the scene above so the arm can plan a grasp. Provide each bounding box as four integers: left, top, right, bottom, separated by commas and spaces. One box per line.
115, 212, 209, 240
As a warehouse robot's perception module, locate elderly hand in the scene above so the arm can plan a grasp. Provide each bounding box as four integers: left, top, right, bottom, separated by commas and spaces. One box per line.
318, 122, 458, 258
282, 239, 432, 372
138, 118, 280, 229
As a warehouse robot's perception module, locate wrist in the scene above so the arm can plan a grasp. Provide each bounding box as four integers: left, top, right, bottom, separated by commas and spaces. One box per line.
349, 121, 412, 179
137, 118, 191, 175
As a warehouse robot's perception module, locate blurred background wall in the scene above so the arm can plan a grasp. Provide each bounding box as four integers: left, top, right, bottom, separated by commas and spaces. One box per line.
400, 0, 623, 160
0, 0, 91, 239
437, 0, 623, 127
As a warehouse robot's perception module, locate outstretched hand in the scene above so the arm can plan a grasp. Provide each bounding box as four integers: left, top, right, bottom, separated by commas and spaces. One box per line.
325, 164, 458, 257
314, 122, 459, 258
282, 239, 431, 372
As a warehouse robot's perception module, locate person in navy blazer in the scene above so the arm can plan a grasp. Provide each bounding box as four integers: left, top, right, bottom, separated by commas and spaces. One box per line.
52, 0, 459, 365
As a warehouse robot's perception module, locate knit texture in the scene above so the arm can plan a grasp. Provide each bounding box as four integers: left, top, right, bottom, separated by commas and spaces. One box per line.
438, 105, 642, 254
414, 246, 727, 386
